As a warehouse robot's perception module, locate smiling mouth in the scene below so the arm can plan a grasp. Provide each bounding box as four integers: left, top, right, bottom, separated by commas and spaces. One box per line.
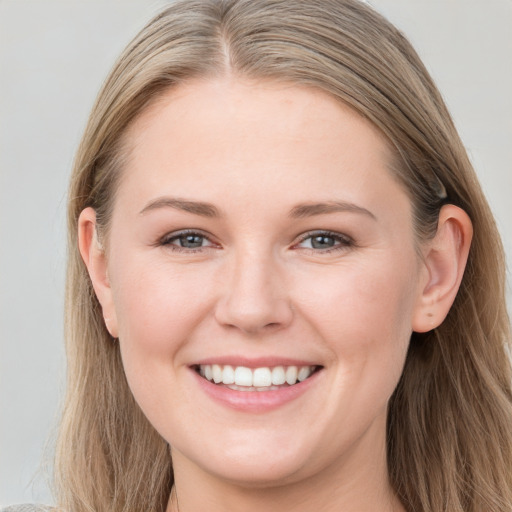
194, 364, 322, 392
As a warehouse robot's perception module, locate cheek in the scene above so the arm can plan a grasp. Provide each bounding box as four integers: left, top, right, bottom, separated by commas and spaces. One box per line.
299, 256, 417, 336
294, 254, 418, 391
108, 257, 219, 429
109, 255, 216, 361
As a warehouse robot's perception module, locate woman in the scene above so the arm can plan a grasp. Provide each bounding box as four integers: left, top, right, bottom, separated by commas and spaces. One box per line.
6, 0, 512, 511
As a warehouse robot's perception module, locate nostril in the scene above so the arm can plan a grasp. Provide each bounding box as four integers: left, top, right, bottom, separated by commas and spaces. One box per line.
215, 297, 294, 335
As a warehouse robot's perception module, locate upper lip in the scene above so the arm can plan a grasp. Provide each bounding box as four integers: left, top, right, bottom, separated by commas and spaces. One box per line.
192, 356, 322, 368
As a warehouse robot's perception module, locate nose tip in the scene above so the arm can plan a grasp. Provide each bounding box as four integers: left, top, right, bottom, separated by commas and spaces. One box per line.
214, 258, 293, 335
216, 296, 293, 334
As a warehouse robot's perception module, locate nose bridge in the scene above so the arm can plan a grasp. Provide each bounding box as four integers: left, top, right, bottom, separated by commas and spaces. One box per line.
215, 241, 292, 334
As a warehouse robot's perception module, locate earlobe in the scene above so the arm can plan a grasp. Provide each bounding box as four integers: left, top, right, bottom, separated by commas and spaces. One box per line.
412, 204, 473, 333
78, 207, 119, 338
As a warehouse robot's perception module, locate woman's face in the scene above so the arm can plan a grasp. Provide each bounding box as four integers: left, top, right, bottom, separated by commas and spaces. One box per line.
97, 78, 429, 486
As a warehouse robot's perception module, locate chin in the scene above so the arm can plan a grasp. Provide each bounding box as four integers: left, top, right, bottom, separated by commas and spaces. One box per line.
200, 454, 312, 488
172, 428, 320, 488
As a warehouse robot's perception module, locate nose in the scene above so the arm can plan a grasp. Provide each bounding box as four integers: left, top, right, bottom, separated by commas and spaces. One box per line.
214, 249, 293, 335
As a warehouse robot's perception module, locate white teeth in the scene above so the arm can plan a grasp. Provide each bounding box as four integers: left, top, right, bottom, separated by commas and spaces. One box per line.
222, 365, 235, 385
212, 364, 222, 384
298, 366, 311, 382
226, 384, 282, 392
271, 366, 286, 385
234, 366, 253, 386
198, 364, 317, 389
285, 366, 298, 385
253, 367, 272, 387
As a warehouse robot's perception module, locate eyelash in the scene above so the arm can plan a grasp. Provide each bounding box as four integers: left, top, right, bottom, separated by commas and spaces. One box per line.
159, 229, 354, 254
159, 229, 218, 253
294, 230, 354, 253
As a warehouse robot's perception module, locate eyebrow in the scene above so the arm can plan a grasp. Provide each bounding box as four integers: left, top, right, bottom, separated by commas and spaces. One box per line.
139, 196, 375, 220
289, 201, 376, 220
139, 197, 220, 217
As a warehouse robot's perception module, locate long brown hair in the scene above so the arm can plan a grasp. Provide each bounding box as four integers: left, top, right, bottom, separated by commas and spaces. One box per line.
56, 1, 512, 511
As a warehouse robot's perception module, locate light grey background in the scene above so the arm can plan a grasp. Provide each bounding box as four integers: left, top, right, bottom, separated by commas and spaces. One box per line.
1, 0, 511, 506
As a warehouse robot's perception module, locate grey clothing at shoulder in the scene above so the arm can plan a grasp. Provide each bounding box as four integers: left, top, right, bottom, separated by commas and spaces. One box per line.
1, 506, 52, 512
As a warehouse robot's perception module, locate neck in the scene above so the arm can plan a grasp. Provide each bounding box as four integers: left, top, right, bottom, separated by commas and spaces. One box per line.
166, 418, 405, 512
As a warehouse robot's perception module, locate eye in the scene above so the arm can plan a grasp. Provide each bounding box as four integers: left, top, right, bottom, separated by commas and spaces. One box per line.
295, 231, 353, 252
160, 230, 216, 251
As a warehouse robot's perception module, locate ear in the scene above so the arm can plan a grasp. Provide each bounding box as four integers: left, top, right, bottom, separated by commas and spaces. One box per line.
412, 204, 473, 333
78, 207, 119, 338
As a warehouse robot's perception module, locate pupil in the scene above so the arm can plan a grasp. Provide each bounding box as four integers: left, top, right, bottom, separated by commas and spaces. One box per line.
181, 234, 203, 248
311, 235, 334, 249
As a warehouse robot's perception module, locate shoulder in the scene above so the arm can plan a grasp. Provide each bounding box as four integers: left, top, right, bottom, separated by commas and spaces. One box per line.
1, 506, 52, 512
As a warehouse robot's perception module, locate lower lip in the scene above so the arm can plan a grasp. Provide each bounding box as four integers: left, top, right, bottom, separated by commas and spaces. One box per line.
191, 368, 322, 413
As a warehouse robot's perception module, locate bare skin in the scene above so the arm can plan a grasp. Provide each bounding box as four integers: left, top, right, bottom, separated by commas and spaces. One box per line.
79, 77, 472, 512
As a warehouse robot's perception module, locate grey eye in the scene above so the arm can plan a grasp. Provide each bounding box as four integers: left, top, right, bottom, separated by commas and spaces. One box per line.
296, 231, 353, 252
310, 235, 336, 249
175, 234, 205, 248
161, 230, 217, 251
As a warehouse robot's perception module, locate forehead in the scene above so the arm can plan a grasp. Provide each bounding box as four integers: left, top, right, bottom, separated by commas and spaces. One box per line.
127, 77, 392, 159
117, 77, 409, 221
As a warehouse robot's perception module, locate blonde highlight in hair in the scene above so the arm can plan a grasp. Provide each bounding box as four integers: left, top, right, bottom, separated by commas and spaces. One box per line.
57, 1, 512, 511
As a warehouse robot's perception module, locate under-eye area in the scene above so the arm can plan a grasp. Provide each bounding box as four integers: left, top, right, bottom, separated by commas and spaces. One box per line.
193, 364, 323, 391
